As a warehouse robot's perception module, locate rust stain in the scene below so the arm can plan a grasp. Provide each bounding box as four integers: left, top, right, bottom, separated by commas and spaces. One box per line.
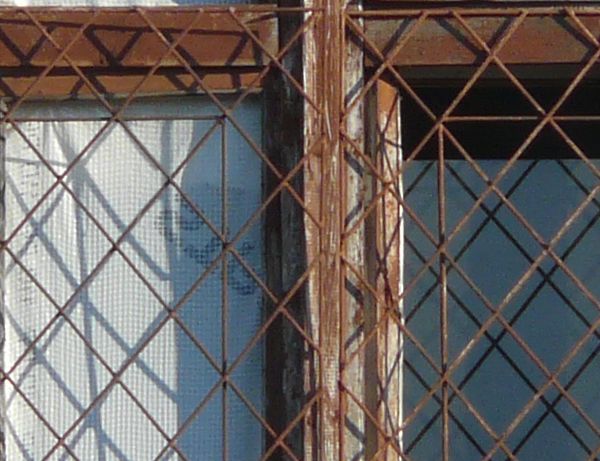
0, 10, 277, 68
364, 15, 599, 67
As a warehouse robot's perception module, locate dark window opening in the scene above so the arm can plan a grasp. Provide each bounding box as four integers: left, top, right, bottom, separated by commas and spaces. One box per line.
400, 81, 600, 460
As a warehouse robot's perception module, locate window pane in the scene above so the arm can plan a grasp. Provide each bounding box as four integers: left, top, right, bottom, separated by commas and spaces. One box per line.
4, 96, 264, 459
404, 157, 600, 460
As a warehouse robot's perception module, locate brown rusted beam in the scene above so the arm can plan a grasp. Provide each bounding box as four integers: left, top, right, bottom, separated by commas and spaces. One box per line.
0, 9, 277, 96
0, 69, 264, 98
0, 10, 277, 67
363, 13, 600, 67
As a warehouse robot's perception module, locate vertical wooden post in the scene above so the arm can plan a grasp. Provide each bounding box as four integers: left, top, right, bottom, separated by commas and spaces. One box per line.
263, 2, 308, 460
303, 0, 344, 457
272, 3, 400, 459
302, 3, 322, 459
340, 1, 368, 460
365, 79, 403, 460
320, 0, 343, 456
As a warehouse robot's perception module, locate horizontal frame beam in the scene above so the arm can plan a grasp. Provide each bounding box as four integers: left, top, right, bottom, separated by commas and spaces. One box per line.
0, 8, 278, 96
362, 10, 600, 68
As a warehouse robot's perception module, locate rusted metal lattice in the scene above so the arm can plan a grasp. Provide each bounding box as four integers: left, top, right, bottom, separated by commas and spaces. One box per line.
0, 6, 322, 460
0, 3, 598, 461
342, 6, 600, 461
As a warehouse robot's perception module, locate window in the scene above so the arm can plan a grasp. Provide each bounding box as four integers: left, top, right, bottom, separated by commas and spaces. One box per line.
1, 4, 599, 461
402, 85, 600, 460
348, 8, 600, 459
0, 8, 295, 460
5, 96, 264, 459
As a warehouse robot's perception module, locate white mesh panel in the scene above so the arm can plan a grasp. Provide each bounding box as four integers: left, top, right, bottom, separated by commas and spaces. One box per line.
4, 96, 264, 460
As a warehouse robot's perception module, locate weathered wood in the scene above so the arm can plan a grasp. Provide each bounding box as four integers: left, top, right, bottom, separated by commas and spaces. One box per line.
263, 3, 308, 460
302, 2, 322, 459
315, 0, 343, 457
365, 79, 403, 460
0, 69, 264, 98
341, 2, 367, 460
0, 100, 5, 461
0, 10, 277, 68
303, 0, 343, 457
0, 9, 277, 97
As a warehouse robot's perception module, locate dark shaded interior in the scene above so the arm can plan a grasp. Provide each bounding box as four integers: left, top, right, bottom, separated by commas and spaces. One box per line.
400, 81, 600, 159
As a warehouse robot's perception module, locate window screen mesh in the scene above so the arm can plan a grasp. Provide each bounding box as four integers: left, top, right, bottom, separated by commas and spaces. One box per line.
4, 96, 264, 460
0, 5, 599, 460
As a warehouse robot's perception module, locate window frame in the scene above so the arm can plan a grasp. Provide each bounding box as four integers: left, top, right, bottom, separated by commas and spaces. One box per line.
0, 6, 313, 460
2, 3, 600, 460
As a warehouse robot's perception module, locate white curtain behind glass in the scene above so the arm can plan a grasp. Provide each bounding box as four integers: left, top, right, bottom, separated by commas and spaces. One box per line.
4, 96, 264, 460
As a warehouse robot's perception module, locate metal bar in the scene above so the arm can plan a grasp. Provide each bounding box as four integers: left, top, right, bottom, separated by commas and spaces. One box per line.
0, 11, 277, 68
402, 151, 600, 455
0, 5, 599, 460
1, 6, 221, 379
2, 10, 99, 117
137, 9, 322, 228
437, 127, 449, 461
0, 6, 321, 460
221, 119, 229, 461
386, 71, 586, 460
342, 11, 428, 123
402, 236, 597, 458
229, 10, 320, 112
443, 129, 600, 447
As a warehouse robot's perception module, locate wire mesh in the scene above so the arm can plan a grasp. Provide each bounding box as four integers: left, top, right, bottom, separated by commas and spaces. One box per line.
0, 6, 321, 460
0, 3, 598, 461
344, 6, 600, 461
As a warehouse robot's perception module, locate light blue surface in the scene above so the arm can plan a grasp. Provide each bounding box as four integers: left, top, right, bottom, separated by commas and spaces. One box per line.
403, 159, 600, 460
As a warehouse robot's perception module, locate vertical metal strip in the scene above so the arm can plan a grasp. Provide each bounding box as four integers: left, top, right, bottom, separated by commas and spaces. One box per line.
437, 127, 449, 461
0, 100, 6, 461
221, 118, 229, 461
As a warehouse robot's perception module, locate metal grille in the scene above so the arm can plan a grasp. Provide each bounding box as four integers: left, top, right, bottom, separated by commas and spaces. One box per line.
0, 3, 598, 461
0, 7, 320, 460
343, 6, 600, 461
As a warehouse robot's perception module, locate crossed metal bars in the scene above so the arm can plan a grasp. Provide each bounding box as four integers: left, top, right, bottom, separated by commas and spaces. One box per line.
0, 7, 321, 460
0, 3, 598, 460
342, 6, 600, 461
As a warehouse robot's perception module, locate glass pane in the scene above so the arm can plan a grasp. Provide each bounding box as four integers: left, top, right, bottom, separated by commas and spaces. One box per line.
404, 157, 600, 460
4, 96, 265, 460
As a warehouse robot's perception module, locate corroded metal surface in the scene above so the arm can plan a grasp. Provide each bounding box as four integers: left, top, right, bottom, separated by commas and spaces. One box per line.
0, 3, 599, 460
362, 10, 600, 67
0, 7, 279, 96
346, 5, 600, 460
